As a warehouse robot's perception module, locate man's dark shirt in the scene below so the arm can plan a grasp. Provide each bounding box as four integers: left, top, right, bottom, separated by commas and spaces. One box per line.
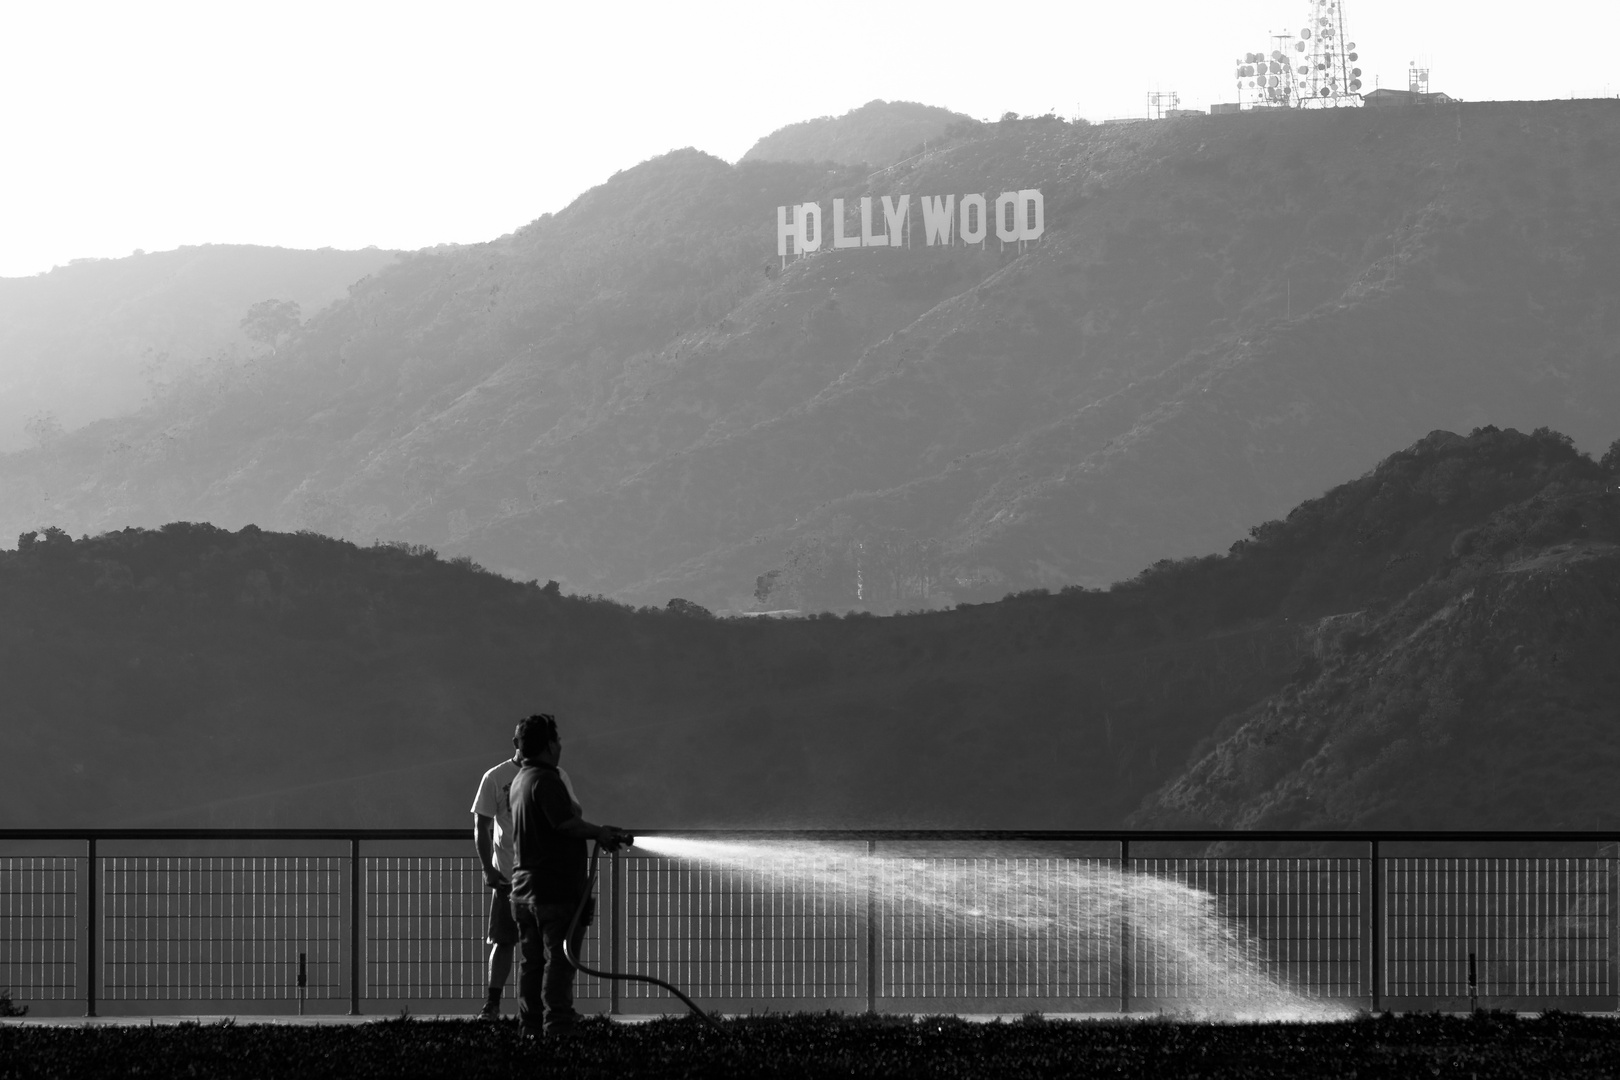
510, 757, 587, 906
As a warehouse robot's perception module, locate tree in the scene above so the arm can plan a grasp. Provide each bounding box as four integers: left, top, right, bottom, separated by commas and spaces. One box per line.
239, 299, 302, 354
1600, 438, 1620, 475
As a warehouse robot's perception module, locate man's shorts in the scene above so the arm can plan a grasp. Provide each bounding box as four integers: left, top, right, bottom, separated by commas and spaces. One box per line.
487, 884, 519, 946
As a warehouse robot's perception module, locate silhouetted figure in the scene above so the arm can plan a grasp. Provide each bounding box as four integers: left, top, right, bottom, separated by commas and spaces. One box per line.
509, 713, 630, 1036
470, 741, 578, 1018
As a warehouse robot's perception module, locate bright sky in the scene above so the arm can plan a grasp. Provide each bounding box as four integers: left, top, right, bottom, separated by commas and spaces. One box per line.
2, 0, 1615, 279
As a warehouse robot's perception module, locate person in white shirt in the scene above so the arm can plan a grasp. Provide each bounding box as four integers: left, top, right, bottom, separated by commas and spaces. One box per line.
470, 735, 577, 1019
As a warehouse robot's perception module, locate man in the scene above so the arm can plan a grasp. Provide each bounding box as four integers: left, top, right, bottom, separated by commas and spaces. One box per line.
509, 712, 631, 1036
470, 738, 581, 1019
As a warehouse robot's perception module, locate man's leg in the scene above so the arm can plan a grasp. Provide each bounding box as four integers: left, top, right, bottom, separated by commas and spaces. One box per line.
480, 886, 519, 1017
512, 900, 548, 1034
480, 942, 513, 1016
537, 903, 585, 1033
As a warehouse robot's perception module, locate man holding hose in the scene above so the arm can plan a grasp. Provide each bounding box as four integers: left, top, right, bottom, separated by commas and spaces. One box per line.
509, 712, 632, 1036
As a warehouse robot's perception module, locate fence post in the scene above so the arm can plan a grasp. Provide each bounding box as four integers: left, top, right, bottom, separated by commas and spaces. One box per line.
1120, 838, 1131, 1015
85, 837, 97, 1018
611, 847, 624, 1016
349, 837, 361, 1016
1608, 839, 1618, 1013
1370, 839, 1382, 1013
866, 839, 878, 1014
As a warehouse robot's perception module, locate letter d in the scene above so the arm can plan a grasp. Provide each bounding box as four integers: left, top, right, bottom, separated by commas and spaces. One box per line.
1018, 189, 1045, 241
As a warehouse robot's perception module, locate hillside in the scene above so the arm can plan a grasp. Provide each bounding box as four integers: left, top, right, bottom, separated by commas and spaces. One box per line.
739, 99, 976, 168
2, 101, 1618, 614
1133, 431, 1620, 830
0, 244, 400, 452
3, 427, 1615, 830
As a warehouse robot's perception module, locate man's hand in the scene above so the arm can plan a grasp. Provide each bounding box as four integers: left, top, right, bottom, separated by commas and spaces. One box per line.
482, 864, 509, 890
599, 826, 635, 852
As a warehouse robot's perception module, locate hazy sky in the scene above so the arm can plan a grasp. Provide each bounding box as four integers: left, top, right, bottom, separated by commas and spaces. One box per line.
3, 0, 1615, 278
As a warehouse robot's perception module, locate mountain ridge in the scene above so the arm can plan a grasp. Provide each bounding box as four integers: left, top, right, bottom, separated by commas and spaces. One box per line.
3, 426, 1614, 830
3, 101, 1618, 615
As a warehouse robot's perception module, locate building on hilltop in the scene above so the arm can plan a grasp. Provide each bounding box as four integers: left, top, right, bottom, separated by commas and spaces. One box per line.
1363, 87, 1457, 107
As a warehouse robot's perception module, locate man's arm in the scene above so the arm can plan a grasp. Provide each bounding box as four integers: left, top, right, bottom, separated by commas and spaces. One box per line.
552, 813, 629, 846
535, 774, 630, 846
473, 813, 506, 888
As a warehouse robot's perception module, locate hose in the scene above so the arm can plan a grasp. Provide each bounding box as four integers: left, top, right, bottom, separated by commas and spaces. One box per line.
561, 839, 724, 1033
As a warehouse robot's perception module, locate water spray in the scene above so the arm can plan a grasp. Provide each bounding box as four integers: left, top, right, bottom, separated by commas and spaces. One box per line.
560, 834, 724, 1032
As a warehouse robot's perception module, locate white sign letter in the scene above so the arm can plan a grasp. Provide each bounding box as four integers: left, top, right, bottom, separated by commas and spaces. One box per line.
797, 202, 823, 253
1018, 189, 1044, 242
777, 205, 798, 258
881, 195, 909, 248
920, 194, 955, 246
860, 196, 888, 247
995, 191, 1020, 243
832, 198, 861, 249
959, 194, 987, 245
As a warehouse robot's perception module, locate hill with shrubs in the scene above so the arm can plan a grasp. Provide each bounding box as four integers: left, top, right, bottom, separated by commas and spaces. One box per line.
3, 427, 1615, 830
739, 99, 976, 167
0, 244, 398, 453
2, 101, 1618, 618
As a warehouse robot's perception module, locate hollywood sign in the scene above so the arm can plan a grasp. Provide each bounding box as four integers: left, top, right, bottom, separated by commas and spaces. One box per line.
775, 190, 1044, 259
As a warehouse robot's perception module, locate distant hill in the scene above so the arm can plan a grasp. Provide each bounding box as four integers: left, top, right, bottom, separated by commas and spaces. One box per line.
2, 427, 1616, 830
0, 244, 399, 452
1132, 429, 1620, 830
739, 99, 975, 167
3, 101, 1620, 615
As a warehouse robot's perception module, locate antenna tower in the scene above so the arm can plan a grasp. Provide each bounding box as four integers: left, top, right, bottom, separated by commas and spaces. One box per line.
1147, 90, 1180, 119
1235, 32, 1298, 109
1292, 0, 1363, 106
1233, 1, 1363, 109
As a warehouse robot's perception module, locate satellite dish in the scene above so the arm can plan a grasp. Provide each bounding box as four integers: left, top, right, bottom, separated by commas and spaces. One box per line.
1295, 41, 1305, 51
1348, 42, 1356, 49
1320, 87, 1331, 96
1298, 65, 1310, 75
1349, 78, 1362, 90
1351, 67, 1362, 77
1348, 51, 1358, 61
1301, 27, 1312, 39
1272, 50, 1284, 61
1268, 74, 1278, 87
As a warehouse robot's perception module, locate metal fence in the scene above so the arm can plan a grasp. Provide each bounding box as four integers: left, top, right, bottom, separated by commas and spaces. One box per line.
1, 830, 1616, 1016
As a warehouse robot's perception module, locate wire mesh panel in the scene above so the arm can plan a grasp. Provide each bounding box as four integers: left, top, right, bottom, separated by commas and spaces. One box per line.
878, 857, 1117, 1002
1134, 858, 1362, 1001
0, 857, 76, 1001
1385, 857, 1611, 998
101, 857, 341, 1000
365, 856, 605, 1000
624, 854, 861, 1000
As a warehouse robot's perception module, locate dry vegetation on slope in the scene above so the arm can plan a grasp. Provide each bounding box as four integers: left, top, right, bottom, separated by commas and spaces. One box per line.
3, 103, 1618, 613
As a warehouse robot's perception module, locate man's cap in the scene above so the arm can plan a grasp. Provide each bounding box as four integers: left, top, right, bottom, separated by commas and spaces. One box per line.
514, 713, 558, 742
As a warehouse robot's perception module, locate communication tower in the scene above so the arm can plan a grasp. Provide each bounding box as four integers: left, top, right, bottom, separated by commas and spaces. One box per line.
1234, 32, 1298, 109
1147, 90, 1180, 119
1232, 1, 1363, 109
1292, 0, 1363, 106
1408, 62, 1430, 94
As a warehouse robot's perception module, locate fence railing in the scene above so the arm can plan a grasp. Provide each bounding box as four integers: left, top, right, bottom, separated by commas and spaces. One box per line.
2, 830, 1617, 1016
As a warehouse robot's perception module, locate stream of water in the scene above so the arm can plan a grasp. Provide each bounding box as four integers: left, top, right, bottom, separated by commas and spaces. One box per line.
633, 836, 1348, 1020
